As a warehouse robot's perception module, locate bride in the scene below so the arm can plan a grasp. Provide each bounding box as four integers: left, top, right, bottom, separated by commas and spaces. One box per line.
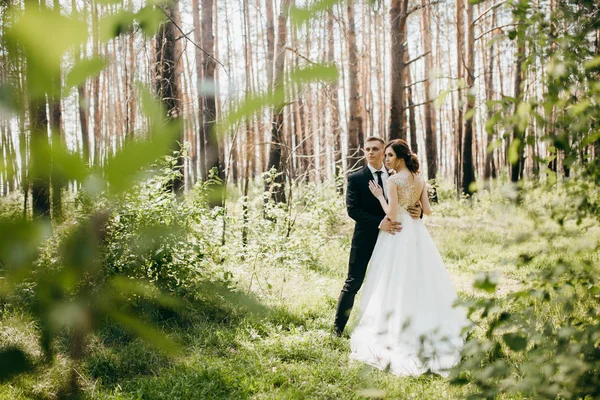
349, 139, 468, 377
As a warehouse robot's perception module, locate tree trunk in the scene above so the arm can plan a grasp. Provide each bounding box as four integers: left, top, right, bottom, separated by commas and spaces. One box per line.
266, 0, 291, 203
155, 0, 184, 192
50, 0, 63, 221
26, 0, 50, 219
345, 0, 364, 171
126, 0, 136, 141
455, 0, 464, 195
405, 48, 418, 154
510, 31, 526, 182
374, 9, 386, 141
265, 0, 275, 89
389, 0, 408, 141
420, 0, 438, 181
327, 10, 343, 191
483, 8, 498, 183
201, 0, 224, 200
462, 0, 476, 195
73, 0, 90, 167
596, 29, 600, 162
92, 1, 102, 166
192, 0, 205, 182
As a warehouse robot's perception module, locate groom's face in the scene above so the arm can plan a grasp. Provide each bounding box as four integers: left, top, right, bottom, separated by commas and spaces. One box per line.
363, 140, 384, 167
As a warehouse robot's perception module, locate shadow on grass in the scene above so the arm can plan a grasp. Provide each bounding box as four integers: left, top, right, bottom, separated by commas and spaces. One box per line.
84, 279, 306, 395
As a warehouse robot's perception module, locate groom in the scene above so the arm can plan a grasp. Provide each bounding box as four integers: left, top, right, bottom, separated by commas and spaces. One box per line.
333, 136, 422, 336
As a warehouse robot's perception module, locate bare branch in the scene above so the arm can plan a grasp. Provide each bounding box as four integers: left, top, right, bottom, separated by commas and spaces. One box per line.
158, 5, 229, 78
475, 23, 517, 41
406, 51, 431, 66
285, 47, 319, 65
407, 99, 434, 109
407, 0, 442, 16
473, 0, 507, 25
405, 77, 429, 89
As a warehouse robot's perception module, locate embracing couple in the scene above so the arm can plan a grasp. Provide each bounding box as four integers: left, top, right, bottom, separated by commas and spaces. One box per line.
333, 136, 468, 377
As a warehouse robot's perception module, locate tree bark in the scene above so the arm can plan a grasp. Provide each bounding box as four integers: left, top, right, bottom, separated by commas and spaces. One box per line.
455, 0, 464, 195
483, 8, 498, 183
405, 48, 418, 154
346, 0, 364, 171
420, 0, 438, 181
92, 1, 102, 166
73, 0, 90, 167
596, 29, 600, 162
192, 0, 205, 181
126, 0, 136, 141
50, 0, 63, 221
202, 0, 223, 181
510, 30, 526, 182
25, 0, 51, 219
462, 0, 476, 195
265, 0, 275, 89
266, 0, 291, 203
327, 10, 343, 191
155, 0, 184, 192
389, 0, 408, 140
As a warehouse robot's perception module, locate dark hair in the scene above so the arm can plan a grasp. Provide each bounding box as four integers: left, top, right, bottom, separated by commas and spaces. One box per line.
385, 139, 420, 173
364, 136, 385, 147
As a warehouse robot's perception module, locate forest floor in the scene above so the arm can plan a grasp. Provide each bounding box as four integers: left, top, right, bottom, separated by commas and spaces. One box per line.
1, 186, 598, 400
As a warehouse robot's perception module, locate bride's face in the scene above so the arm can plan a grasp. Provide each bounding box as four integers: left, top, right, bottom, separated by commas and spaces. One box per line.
384, 147, 399, 170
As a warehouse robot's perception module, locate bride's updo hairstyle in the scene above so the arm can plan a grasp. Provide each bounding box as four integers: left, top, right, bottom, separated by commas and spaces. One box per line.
386, 139, 420, 173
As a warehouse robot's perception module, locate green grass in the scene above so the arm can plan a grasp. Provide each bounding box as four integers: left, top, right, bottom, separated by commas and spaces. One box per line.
1, 187, 597, 399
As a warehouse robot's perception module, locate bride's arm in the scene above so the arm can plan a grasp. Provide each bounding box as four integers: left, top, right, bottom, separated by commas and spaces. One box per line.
420, 181, 432, 216
386, 180, 399, 220
369, 180, 399, 221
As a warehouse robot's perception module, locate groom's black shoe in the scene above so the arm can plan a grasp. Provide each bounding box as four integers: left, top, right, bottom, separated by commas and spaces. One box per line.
332, 326, 343, 337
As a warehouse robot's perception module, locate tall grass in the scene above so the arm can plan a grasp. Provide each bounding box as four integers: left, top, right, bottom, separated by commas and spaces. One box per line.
0, 178, 598, 399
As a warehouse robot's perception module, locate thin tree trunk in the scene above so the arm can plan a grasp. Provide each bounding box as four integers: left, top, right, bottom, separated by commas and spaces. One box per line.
421, 0, 438, 181
266, 0, 291, 203
265, 0, 275, 89
595, 29, 600, 161
510, 28, 526, 182
192, 0, 205, 181
389, 0, 408, 140
155, 0, 184, 192
484, 9, 498, 183
49, 0, 64, 221
405, 48, 418, 154
346, 0, 364, 171
328, 10, 343, 191
73, 0, 90, 166
374, 9, 386, 141
26, 0, 50, 219
462, 0, 476, 195
455, 0, 464, 195
363, 1, 374, 137
201, 0, 224, 200
242, 0, 256, 183
92, 1, 102, 166
126, 0, 136, 141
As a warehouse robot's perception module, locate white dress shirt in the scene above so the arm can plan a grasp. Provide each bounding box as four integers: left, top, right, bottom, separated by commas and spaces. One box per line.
367, 163, 389, 199
368, 163, 389, 230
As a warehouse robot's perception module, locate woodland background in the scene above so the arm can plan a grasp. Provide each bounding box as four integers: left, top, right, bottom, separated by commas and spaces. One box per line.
0, 0, 599, 399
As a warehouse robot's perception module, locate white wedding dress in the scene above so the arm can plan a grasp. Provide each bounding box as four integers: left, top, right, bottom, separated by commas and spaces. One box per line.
349, 170, 468, 377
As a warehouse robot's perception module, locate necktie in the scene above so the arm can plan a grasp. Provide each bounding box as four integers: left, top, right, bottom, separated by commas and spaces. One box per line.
375, 171, 385, 199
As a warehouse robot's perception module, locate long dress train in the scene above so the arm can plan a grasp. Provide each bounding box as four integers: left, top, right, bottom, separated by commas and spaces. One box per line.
349, 171, 468, 377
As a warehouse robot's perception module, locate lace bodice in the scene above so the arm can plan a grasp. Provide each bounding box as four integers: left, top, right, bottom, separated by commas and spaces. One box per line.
388, 170, 424, 209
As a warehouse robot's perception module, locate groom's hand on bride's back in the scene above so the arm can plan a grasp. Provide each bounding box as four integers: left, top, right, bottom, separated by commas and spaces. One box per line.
380, 217, 402, 234
407, 203, 423, 219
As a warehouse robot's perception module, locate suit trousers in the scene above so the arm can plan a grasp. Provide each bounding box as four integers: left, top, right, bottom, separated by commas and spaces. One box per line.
334, 236, 378, 334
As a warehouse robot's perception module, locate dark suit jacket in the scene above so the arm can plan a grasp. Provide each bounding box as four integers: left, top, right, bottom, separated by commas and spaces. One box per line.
346, 166, 386, 248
